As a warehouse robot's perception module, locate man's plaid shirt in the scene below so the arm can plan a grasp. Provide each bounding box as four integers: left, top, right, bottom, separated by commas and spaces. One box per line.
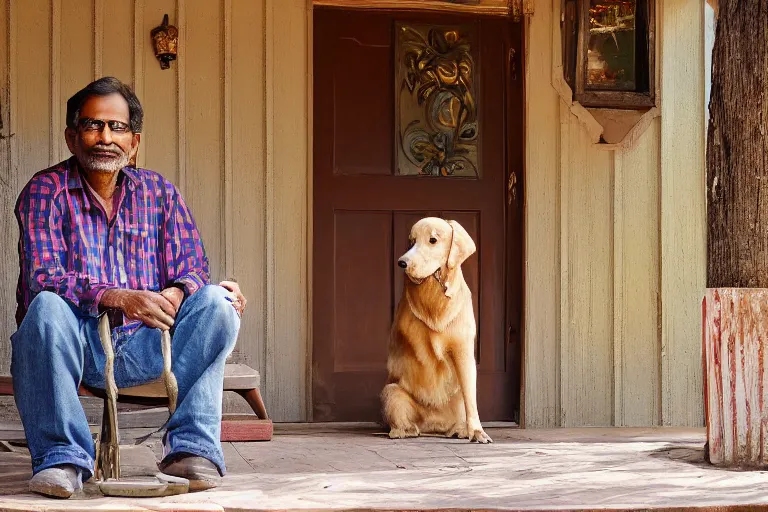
14, 157, 209, 334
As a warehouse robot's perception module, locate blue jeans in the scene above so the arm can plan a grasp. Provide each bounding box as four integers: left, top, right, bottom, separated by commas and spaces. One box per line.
10, 285, 240, 481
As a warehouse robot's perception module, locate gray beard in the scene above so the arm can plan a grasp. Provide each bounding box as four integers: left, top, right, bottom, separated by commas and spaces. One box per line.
75, 147, 130, 174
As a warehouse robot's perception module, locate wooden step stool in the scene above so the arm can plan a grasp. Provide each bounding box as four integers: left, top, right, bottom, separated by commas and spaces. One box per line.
0, 363, 272, 442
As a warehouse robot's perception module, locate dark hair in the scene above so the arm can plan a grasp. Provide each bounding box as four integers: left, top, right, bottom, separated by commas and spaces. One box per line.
66, 76, 143, 133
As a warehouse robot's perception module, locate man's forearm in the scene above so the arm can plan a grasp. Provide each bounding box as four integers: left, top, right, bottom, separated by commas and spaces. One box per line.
99, 289, 129, 310
100, 288, 182, 310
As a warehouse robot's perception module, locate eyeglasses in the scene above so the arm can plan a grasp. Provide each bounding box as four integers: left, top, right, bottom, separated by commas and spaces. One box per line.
77, 118, 131, 134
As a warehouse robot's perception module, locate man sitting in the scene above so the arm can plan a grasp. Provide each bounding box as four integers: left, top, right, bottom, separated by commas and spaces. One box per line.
11, 76, 247, 498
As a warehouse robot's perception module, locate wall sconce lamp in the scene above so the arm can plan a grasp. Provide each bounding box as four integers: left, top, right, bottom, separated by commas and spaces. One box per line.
150, 14, 178, 70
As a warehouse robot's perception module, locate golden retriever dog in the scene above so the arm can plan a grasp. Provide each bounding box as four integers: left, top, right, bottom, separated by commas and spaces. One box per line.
380, 217, 492, 444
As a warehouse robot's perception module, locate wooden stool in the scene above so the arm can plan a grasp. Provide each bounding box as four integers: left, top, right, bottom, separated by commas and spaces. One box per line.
0, 363, 272, 442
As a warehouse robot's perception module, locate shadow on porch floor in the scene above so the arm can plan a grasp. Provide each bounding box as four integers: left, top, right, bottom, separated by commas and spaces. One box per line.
0, 423, 767, 511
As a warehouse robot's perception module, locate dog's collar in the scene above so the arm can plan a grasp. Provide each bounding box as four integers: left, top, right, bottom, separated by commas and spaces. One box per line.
407, 268, 446, 293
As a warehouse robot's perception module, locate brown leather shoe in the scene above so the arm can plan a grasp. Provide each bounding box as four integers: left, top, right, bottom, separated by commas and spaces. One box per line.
158, 454, 221, 492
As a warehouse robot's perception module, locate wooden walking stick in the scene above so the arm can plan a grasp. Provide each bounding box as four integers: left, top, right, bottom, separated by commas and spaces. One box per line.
161, 329, 178, 414
97, 313, 120, 480
94, 314, 188, 497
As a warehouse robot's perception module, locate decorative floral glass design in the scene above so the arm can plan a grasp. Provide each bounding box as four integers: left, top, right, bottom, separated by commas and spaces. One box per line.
587, 0, 637, 90
395, 23, 479, 178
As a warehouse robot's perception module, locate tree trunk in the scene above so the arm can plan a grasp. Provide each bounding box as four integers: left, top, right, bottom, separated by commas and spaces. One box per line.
707, 0, 768, 287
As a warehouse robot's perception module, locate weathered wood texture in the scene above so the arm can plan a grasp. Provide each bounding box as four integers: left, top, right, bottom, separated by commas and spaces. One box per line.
614, 118, 661, 426
704, 288, 768, 467
231, 0, 266, 377
527, 0, 655, 428
0, 364, 259, 398
311, 0, 534, 16
0, 0, 17, 379
523, 0, 560, 428
524, 0, 704, 427
0, 0, 706, 427
220, 416, 273, 442
704, 3, 716, 132
560, 107, 614, 427
9, 427, 768, 511
265, 0, 309, 422
0, 0, 309, 421
312, 0, 522, 15
706, 0, 768, 288
142, 0, 181, 186
659, 0, 706, 427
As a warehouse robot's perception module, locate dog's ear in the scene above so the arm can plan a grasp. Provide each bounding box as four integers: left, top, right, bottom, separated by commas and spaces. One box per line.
446, 220, 476, 269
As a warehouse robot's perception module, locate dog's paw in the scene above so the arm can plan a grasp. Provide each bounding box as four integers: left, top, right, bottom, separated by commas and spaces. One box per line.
467, 424, 492, 444
388, 427, 420, 439
445, 425, 469, 439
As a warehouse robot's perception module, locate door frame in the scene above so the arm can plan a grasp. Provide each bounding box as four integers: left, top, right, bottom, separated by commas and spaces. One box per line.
305, 1, 528, 424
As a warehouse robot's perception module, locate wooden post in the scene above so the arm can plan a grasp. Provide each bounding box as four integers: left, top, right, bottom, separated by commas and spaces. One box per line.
705, 0, 768, 468
704, 289, 768, 467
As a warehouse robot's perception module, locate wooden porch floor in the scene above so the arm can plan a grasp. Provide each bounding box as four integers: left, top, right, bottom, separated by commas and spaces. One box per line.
1, 424, 767, 511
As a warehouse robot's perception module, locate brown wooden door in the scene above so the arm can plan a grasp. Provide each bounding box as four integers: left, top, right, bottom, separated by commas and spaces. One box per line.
312, 8, 524, 422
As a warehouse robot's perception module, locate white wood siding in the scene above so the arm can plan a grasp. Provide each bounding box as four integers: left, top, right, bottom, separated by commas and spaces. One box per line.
0, 0, 309, 422
524, 0, 706, 427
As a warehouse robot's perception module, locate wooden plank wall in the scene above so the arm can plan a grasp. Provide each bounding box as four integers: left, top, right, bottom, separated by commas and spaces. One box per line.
524, 0, 705, 427
614, 119, 662, 426
0, 0, 706, 426
521, 0, 561, 428
559, 111, 614, 427
659, 0, 706, 427
0, 0, 309, 422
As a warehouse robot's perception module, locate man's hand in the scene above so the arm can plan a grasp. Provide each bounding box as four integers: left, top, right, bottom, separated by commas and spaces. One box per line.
219, 280, 247, 317
101, 289, 176, 330
159, 286, 184, 314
